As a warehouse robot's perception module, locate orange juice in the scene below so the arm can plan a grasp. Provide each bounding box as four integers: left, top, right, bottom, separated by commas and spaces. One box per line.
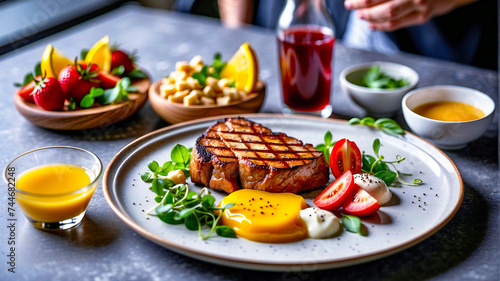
16, 164, 96, 222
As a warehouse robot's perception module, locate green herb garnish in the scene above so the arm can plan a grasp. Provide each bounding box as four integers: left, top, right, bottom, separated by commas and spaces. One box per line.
141, 144, 236, 240
362, 139, 423, 186
13, 61, 41, 88
127, 68, 148, 79
100, 77, 136, 104
80, 87, 103, 108
192, 66, 209, 86
192, 53, 227, 86
210, 52, 227, 79
68, 98, 76, 111
348, 117, 404, 137
80, 77, 137, 108
315, 130, 421, 187
111, 65, 125, 76
342, 214, 361, 234
315, 131, 335, 162
362, 66, 409, 89
80, 48, 89, 61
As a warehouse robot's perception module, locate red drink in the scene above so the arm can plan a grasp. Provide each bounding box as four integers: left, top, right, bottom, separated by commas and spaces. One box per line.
278, 26, 334, 112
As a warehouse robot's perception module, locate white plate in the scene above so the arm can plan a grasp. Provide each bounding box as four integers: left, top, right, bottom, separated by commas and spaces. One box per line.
103, 114, 463, 271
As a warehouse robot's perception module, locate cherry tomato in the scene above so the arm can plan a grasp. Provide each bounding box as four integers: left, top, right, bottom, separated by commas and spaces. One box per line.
342, 185, 380, 217
330, 138, 362, 179
314, 170, 356, 212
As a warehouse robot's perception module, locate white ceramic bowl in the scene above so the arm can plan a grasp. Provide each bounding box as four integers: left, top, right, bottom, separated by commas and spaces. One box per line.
340, 61, 419, 117
402, 85, 495, 150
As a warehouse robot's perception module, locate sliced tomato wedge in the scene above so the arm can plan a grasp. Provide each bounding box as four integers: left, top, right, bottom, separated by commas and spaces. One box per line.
330, 138, 362, 179
342, 185, 380, 217
98, 70, 121, 89
314, 170, 356, 212
16, 76, 41, 102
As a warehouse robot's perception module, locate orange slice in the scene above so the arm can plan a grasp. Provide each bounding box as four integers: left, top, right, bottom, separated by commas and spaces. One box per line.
84, 35, 111, 72
40, 44, 72, 78
220, 42, 259, 92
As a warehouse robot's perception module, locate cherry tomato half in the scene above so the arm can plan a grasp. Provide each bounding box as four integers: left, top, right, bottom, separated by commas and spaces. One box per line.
98, 70, 121, 89
342, 185, 380, 217
314, 170, 356, 212
17, 76, 41, 102
330, 138, 362, 179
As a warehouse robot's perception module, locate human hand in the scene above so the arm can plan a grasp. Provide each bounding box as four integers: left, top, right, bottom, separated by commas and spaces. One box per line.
344, 0, 477, 31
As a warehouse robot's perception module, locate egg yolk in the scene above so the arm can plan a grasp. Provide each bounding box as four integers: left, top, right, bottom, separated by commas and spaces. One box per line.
219, 189, 308, 243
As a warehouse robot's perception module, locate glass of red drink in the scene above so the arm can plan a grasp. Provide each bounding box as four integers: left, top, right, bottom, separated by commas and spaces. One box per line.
277, 0, 335, 117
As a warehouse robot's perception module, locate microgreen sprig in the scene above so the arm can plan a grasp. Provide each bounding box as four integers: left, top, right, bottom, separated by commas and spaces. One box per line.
315, 131, 335, 162
141, 144, 236, 240
362, 139, 423, 186
349, 117, 404, 137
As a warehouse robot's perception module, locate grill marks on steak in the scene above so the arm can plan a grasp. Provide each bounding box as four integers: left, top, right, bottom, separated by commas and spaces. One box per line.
190, 118, 329, 194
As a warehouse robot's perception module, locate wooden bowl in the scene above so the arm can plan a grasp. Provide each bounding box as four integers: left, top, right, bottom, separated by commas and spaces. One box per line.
148, 79, 266, 124
14, 78, 150, 130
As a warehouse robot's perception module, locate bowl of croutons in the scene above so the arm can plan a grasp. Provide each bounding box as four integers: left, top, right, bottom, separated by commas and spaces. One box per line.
149, 44, 266, 124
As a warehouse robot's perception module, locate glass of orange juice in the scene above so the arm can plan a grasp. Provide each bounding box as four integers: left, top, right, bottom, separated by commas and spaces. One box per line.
3, 146, 102, 230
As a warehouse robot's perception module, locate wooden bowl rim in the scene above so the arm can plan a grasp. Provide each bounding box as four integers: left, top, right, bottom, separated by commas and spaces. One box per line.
14, 78, 150, 129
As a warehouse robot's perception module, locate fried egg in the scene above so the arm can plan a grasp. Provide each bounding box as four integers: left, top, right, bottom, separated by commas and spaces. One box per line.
219, 189, 308, 243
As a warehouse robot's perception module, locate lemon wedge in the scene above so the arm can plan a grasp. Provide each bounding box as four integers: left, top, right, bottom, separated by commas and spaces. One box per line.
84, 35, 111, 72
220, 42, 259, 92
40, 44, 72, 78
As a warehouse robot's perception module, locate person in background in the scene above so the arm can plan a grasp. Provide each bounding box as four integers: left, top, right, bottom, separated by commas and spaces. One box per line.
342, 0, 497, 70
175, 0, 497, 70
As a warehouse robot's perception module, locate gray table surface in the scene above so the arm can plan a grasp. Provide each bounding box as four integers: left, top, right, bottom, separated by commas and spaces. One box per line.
1, 4, 498, 281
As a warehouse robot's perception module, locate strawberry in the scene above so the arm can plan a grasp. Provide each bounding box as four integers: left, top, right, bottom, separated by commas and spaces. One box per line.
32, 76, 65, 111
16, 75, 41, 102
58, 61, 100, 103
111, 50, 134, 74
99, 70, 121, 89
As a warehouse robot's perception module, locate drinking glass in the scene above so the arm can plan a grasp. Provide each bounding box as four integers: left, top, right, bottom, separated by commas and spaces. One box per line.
4, 146, 102, 230
277, 0, 335, 118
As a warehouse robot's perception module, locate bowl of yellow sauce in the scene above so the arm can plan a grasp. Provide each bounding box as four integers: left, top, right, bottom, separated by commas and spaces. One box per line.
4, 146, 102, 230
402, 85, 495, 150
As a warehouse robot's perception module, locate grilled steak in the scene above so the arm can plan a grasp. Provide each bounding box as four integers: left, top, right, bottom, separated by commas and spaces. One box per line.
190, 117, 329, 194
